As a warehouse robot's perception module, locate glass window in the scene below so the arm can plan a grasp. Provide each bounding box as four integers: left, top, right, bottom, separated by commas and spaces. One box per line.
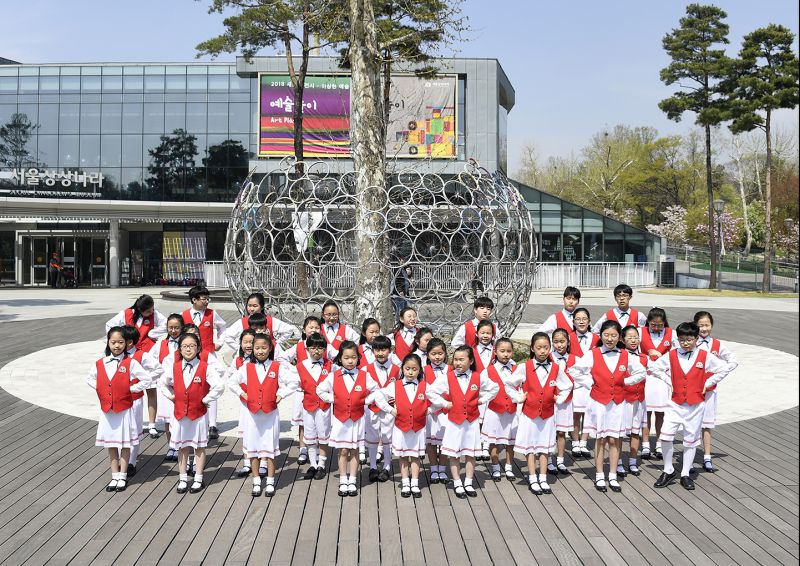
583, 209, 603, 233
208, 74, 228, 92
164, 102, 185, 131
625, 231, 646, 262
124, 66, 144, 75
562, 233, 582, 262
101, 135, 122, 167
144, 66, 165, 75
102, 75, 123, 92
102, 104, 122, 134
120, 167, 143, 196
123, 75, 144, 91
187, 65, 207, 75
38, 104, 59, 134
81, 66, 102, 76
186, 102, 206, 132
187, 74, 207, 92
142, 134, 163, 166
103, 66, 122, 76
0, 76, 18, 92
18, 76, 38, 93
0, 67, 18, 76
143, 103, 164, 133
562, 203, 582, 232
121, 135, 142, 167
604, 232, 623, 262
540, 194, 561, 232
583, 233, 602, 261
39, 76, 59, 92
230, 74, 250, 92
80, 103, 101, 134
540, 234, 561, 262
16, 103, 37, 124
37, 135, 58, 168
122, 102, 143, 133
59, 135, 79, 167
60, 75, 81, 92
59, 103, 80, 133
144, 75, 165, 92
81, 75, 101, 92
166, 75, 186, 91
19, 67, 39, 76
207, 102, 227, 133
80, 134, 101, 167
60, 67, 80, 76
228, 102, 250, 133
39, 67, 59, 76
0, 104, 16, 125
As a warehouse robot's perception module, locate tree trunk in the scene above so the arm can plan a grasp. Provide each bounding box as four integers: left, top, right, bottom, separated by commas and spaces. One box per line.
348, 0, 393, 329
382, 55, 392, 135
705, 124, 717, 289
731, 137, 754, 256
762, 112, 772, 293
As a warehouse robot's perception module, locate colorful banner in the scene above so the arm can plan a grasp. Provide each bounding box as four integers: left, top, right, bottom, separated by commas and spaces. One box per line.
259, 74, 351, 157
386, 75, 457, 158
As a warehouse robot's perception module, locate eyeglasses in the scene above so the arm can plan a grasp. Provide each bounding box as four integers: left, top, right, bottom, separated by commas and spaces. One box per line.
677, 337, 697, 344
308, 345, 326, 351
616, 293, 631, 299
573, 317, 590, 323
601, 334, 619, 340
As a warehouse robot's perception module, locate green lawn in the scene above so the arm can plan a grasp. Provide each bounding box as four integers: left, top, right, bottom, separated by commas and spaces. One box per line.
641, 289, 798, 298
689, 262, 797, 277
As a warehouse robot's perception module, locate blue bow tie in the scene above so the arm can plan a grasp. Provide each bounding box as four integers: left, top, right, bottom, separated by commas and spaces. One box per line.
535, 362, 550, 370
343, 369, 356, 376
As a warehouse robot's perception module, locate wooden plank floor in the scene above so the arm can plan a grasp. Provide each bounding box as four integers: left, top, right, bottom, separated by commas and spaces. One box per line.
0, 314, 797, 565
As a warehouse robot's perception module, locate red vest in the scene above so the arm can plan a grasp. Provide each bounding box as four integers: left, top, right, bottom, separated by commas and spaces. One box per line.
472, 345, 494, 373
183, 309, 215, 351
606, 308, 640, 326
486, 365, 517, 414
624, 352, 648, 402
551, 353, 577, 402
172, 359, 210, 420
702, 338, 721, 392
393, 380, 430, 432
245, 361, 281, 414
640, 327, 674, 360
332, 370, 368, 423
296, 340, 309, 364
463, 320, 497, 347
571, 332, 598, 358
446, 370, 481, 424
393, 329, 415, 360
95, 358, 134, 413
158, 339, 179, 364
669, 349, 709, 405
299, 359, 332, 412
125, 308, 156, 352
588, 349, 629, 405
555, 311, 574, 332
424, 365, 450, 415
129, 349, 146, 400
324, 324, 349, 352
366, 362, 400, 413
521, 360, 559, 420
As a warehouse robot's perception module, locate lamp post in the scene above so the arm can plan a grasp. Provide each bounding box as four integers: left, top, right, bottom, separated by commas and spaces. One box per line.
713, 199, 724, 291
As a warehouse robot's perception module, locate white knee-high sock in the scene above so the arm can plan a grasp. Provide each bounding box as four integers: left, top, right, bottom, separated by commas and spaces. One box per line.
661, 441, 675, 474
308, 445, 319, 468
382, 446, 392, 470
369, 446, 378, 469
681, 447, 696, 477
208, 400, 217, 427
130, 443, 139, 466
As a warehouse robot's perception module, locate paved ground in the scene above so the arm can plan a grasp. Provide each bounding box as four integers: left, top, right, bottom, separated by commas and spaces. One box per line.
0, 287, 797, 565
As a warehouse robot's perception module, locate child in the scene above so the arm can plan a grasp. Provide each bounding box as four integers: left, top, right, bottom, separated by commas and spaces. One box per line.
570, 320, 646, 493
480, 337, 518, 481
364, 335, 400, 480
182, 285, 227, 353
413, 328, 434, 366
591, 284, 648, 334
473, 319, 496, 460
222, 292, 295, 352
285, 332, 333, 481
650, 322, 731, 490
539, 286, 581, 335
245, 313, 285, 358
106, 294, 167, 353
641, 307, 672, 460
230, 329, 256, 477
88, 327, 151, 492
550, 328, 576, 475
358, 317, 382, 369
320, 300, 359, 354
693, 311, 738, 473
229, 333, 293, 497
276, 315, 325, 466
423, 338, 451, 484
181, 322, 226, 441
316, 340, 379, 496
375, 353, 430, 498
426, 345, 499, 499
451, 296, 497, 348
620, 325, 647, 477
569, 308, 594, 457
505, 333, 572, 495
390, 307, 418, 361
151, 313, 184, 460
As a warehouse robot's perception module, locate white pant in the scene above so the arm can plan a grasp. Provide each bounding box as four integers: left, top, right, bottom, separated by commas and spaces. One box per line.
659, 402, 704, 448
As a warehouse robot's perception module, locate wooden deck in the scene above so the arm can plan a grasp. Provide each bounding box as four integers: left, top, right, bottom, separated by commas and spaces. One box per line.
0, 315, 798, 565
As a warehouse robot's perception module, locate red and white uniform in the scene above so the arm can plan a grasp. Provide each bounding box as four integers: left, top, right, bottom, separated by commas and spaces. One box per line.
591, 307, 647, 334
182, 307, 227, 352
642, 328, 673, 412
570, 347, 646, 439
480, 360, 519, 446
425, 369, 499, 457
151, 337, 180, 424
570, 331, 599, 360
423, 363, 450, 445
105, 308, 167, 353
321, 322, 359, 354
539, 309, 575, 335
316, 368, 379, 449
622, 350, 649, 435
287, 357, 333, 445
390, 327, 417, 361
451, 318, 498, 348
87, 355, 151, 448
222, 313, 296, 352
376, 378, 431, 457
551, 352, 577, 432
505, 359, 572, 455
364, 360, 401, 446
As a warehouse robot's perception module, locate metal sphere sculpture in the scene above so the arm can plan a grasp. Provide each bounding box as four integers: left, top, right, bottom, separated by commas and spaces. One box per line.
224, 158, 537, 338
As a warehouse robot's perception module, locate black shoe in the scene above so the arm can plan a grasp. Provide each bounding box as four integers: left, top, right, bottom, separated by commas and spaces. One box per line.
314, 467, 327, 481
464, 485, 477, 497
539, 482, 552, 495
594, 480, 607, 493
264, 484, 275, 497
454, 486, 467, 499
348, 485, 358, 497
338, 485, 348, 497
298, 452, 309, 465
616, 468, 627, 478
680, 475, 695, 490
376, 451, 384, 464
529, 482, 543, 495
557, 463, 571, 475
377, 468, 391, 483
609, 480, 622, 493
368, 468, 380, 483
148, 428, 160, 439
176, 481, 188, 494
115, 479, 128, 492
654, 448, 663, 460
654, 471, 677, 488
491, 471, 502, 482
703, 461, 714, 473
547, 465, 558, 476
640, 449, 651, 460
106, 481, 118, 493
189, 481, 205, 494
127, 464, 137, 477
237, 466, 251, 478
429, 474, 440, 485
251, 484, 262, 497
628, 465, 641, 476
304, 466, 317, 480
689, 467, 699, 477
208, 426, 219, 440
401, 486, 411, 498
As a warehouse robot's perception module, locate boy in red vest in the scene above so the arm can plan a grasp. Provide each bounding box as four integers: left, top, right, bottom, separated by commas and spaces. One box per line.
539, 286, 581, 336
649, 322, 731, 491
451, 296, 497, 348
364, 335, 400, 482
591, 284, 648, 334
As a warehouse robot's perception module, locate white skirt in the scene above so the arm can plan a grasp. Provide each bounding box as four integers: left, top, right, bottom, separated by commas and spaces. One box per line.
303, 407, 332, 445
241, 409, 281, 458
392, 426, 426, 457
585, 399, 627, 439
623, 400, 647, 435
514, 414, 557, 456
440, 418, 482, 458
156, 389, 174, 424
329, 415, 366, 449
572, 387, 590, 412
95, 407, 141, 449
132, 397, 145, 434
555, 400, 574, 432
480, 408, 518, 445
291, 393, 304, 426
702, 390, 717, 429
645, 378, 670, 412
365, 409, 394, 445
426, 411, 447, 446
170, 414, 209, 449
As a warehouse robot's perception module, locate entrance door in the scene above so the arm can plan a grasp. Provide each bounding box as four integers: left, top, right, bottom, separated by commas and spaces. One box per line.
91, 238, 108, 286
31, 237, 49, 286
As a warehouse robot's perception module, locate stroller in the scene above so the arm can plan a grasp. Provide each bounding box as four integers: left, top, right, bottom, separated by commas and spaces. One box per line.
60, 267, 76, 288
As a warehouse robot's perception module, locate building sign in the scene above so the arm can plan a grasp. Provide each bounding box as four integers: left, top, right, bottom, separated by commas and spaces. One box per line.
0, 168, 105, 198
386, 76, 457, 158
259, 74, 351, 157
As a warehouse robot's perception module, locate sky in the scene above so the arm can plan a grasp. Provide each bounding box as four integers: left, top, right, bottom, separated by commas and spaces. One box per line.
2, 0, 798, 175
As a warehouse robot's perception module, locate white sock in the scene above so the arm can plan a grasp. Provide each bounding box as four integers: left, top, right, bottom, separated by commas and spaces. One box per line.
528, 474, 537, 484
681, 447, 696, 477
299, 446, 308, 455
383, 446, 392, 470
453, 478, 463, 488
464, 477, 473, 487
193, 474, 203, 484
595, 472, 605, 482
538, 473, 547, 484
402, 478, 411, 487
253, 476, 261, 486
410, 478, 419, 487
556, 456, 564, 465
661, 441, 675, 474
260, 458, 267, 468
580, 440, 587, 449
208, 400, 217, 427
308, 445, 319, 468
505, 464, 514, 472
318, 455, 327, 467
179, 473, 188, 482
704, 454, 712, 462
491, 463, 500, 473
656, 441, 662, 450
608, 472, 617, 481
369, 447, 378, 469
266, 476, 275, 485
129, 444, 139, 466
340, 475, 348, 486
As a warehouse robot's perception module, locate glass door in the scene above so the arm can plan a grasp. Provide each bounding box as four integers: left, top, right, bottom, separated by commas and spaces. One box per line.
91, 238, 108, 286
31, 237, 49, 286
